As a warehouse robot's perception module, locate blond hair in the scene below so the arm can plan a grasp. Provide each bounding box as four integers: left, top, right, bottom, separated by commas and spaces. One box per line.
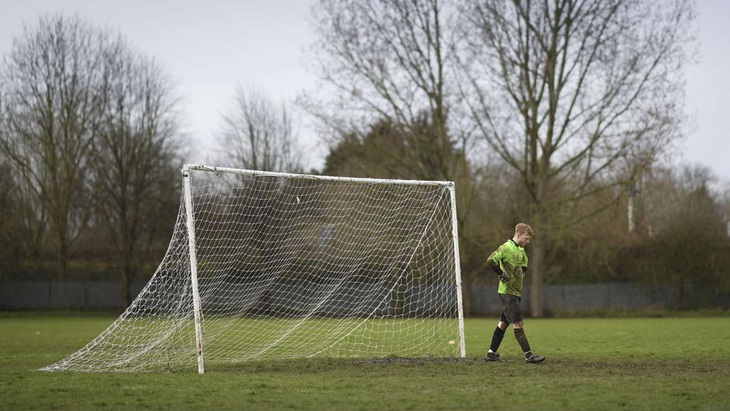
514, 223, 533, 236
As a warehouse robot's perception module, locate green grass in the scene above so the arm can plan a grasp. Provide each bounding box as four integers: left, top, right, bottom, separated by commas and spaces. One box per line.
1, 314, 729, 410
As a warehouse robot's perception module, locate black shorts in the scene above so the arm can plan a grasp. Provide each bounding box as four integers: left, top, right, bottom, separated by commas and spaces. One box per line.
499, 293, 523, 324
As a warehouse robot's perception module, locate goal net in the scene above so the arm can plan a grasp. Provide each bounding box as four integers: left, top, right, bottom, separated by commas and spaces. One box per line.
42, 165, 465, 373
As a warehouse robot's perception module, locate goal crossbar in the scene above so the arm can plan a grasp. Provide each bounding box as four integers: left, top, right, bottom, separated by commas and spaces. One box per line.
183, 164, 454, 187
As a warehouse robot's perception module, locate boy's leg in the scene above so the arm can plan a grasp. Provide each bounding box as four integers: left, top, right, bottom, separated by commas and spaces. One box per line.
485, 306, 510, 361
513, 327, 531, 353
487, 321, 508, 358
515, 326, 545, 363
485, 328, 505, 361
489, 325, 506, 352
501, 294, 546, 363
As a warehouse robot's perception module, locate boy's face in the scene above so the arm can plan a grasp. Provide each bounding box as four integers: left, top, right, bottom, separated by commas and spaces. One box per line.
515, 232, 532, 247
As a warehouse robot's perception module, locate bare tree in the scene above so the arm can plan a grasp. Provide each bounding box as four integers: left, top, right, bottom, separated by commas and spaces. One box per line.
0, 89, 48, 262
91, 41, 182, 306
217, 86, 302, 172
304, 0, 486, 312
0, 14, 109, 280
304, 0, 467, 181
458, 0, 695, 316
0, 14, 182, 304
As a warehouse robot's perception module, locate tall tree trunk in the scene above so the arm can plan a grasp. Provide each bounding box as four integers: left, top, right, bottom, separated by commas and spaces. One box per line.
530, 234, 546, 317
530, 176, 549, 318
58, 232, 68, 281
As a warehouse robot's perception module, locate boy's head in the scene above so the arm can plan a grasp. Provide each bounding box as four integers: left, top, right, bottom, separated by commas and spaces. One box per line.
513, 223, 533, 247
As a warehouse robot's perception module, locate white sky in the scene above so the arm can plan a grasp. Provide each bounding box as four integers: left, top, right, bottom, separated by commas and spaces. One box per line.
684, 0, 730, 183
1, 0, 729, 182
0, 0, 321, 168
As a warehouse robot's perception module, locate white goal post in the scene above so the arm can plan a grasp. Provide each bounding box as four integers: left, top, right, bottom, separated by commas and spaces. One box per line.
42, 164, 466, 373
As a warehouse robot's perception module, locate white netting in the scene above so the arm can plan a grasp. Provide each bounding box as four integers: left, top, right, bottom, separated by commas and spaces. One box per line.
42, 166, 463, 372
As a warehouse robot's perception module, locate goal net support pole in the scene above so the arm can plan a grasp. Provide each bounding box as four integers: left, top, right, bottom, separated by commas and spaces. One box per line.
182, 168, 205, 374
448, 183, 467, 358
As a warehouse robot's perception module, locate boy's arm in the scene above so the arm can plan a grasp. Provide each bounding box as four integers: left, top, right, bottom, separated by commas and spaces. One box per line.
521, 251, 528, 274
486, 249, 510, 281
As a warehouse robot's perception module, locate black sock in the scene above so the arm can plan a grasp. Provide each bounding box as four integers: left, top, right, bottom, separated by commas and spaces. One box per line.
489, 327, 506, 352
514, 328, 532, 354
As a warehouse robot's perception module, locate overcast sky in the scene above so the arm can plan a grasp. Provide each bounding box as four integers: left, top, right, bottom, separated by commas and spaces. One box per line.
1, 0, 728, 182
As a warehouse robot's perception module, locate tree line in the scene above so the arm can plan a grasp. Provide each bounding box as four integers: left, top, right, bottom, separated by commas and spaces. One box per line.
1, 2, 728, 312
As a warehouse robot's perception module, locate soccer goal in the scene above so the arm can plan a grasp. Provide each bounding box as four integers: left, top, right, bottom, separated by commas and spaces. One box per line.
42, 165, 465, 373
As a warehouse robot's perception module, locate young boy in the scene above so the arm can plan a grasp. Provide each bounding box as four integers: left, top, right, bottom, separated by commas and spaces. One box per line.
484, 223, 546, 363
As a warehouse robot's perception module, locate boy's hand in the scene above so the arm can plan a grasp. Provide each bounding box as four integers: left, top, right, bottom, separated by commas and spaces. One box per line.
497, 272, 510, 282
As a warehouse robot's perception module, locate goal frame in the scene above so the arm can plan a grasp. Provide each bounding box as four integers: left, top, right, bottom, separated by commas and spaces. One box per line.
182, 164, 466, 374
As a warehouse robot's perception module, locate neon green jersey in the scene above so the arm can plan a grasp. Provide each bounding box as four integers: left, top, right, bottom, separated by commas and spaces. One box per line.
486, 239, 528, 297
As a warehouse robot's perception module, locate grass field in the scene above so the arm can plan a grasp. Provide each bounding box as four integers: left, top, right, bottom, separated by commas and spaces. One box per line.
1, 314, 729, 410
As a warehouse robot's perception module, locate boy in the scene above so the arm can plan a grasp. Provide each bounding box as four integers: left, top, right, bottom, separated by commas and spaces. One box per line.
484, 223, 546, 363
